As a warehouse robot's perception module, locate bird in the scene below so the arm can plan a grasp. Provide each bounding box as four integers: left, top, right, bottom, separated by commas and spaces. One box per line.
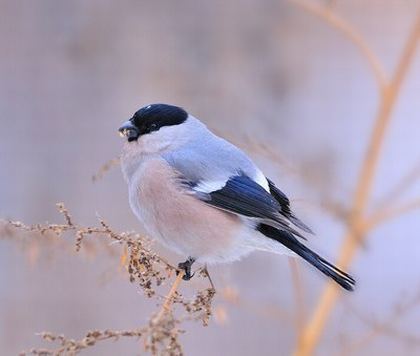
119, 103, 355, 291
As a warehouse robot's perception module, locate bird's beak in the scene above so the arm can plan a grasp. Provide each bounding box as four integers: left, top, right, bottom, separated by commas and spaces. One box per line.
118, 120, 140, 142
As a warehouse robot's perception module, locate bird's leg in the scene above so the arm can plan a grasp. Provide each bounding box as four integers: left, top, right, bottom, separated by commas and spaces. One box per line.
177, 257, 196, 281
202, 265, 216, 292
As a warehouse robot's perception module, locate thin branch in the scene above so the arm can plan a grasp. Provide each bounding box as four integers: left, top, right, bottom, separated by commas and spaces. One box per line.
22, 329, 145, 355
289, 258, 306, 338
220, 286, 292, 323
201, 267, 216, 292
92, 157, 120, 182
343, 288, 420, 353
364, 197, 420, 231
290, 0, 387, 90
375, 158, 420, 208
153, 271, 185, 324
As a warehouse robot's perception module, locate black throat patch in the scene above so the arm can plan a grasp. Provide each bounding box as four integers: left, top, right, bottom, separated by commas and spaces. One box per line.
130, 103, 188, 135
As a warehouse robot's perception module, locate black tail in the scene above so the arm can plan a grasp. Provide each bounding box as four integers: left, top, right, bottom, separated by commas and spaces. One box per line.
258, 224, 355, 291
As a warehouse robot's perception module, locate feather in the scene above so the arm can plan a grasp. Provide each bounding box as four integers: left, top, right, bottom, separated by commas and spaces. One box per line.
267, 178, 314, 234
258, 224, 355, 291
196, 174, 307, 240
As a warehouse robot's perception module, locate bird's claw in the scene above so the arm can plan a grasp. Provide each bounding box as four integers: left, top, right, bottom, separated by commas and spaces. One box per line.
177, 257, 195, 281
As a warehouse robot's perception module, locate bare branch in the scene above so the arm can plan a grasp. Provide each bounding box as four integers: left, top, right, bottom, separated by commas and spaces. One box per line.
92, 157, 120, 182
375, 158, 420, 208
290, 0, 387, 90
289, 258, 306, 338
343, 288, 420, 353
153, 272, 185, 324
21, 329, 145, 356
365, 197, 420, 230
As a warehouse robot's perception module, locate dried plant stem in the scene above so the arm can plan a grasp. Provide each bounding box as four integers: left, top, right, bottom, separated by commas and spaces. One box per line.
25, 329, 145, 355
289, 258, 306, 337
154, 271, 185, 323
91, 156, 120, 182
293, 6, 420, 356
290, 0, 387, 90
376, 159, 420, 205
201, 267, 216, 292
364, 197, 420, 230
343, 288, 420, 354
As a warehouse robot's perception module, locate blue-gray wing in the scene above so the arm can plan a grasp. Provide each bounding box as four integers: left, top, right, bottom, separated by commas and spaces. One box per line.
162, 131, 262, 189
161, 122, 311, 238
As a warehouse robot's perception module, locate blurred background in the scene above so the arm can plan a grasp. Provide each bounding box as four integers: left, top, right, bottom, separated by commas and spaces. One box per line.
1, 0, 420, 355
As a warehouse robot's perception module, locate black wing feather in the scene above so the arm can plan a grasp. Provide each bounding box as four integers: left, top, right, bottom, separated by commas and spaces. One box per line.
267, 178, 314, 234
197, 174, 307, 239
266, 178, 291, 216
205, 175, 281, 221
258, 224, 355, 291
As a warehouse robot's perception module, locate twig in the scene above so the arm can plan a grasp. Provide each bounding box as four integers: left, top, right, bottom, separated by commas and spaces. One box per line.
290, 0, 387, 90
22, 329, 145, 355
374, 158, 420, 208
153, 271, 185, 323
364, 197, 420, 231
201, 267, 216, 292
289, 257, 306, 338
343, 288, 420, 353
92, 157, 120, 182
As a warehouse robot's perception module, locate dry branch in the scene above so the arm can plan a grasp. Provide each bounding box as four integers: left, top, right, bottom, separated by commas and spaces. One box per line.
91, 157, 120, 182
343, 288, 420, 354
365, 197, 420, 231
289, 257, 306, 337
374, 158, 420, 208
290, 0, 387, 90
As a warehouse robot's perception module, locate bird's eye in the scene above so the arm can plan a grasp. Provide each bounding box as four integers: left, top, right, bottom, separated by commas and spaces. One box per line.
150, 123, 157, 130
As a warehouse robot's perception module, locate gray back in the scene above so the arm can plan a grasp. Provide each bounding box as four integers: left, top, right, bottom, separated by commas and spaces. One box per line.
162, 117, 259, 186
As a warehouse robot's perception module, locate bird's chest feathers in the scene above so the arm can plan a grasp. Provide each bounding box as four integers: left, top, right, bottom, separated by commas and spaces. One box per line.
128, 159, 188, 243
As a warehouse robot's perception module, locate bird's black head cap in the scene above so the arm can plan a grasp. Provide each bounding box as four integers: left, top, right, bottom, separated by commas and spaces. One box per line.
119, 103, 188, 142
131, 103, 188, 134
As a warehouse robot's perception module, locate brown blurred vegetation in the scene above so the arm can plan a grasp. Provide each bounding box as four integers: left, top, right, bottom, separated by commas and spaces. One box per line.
1, 0, 420, 355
